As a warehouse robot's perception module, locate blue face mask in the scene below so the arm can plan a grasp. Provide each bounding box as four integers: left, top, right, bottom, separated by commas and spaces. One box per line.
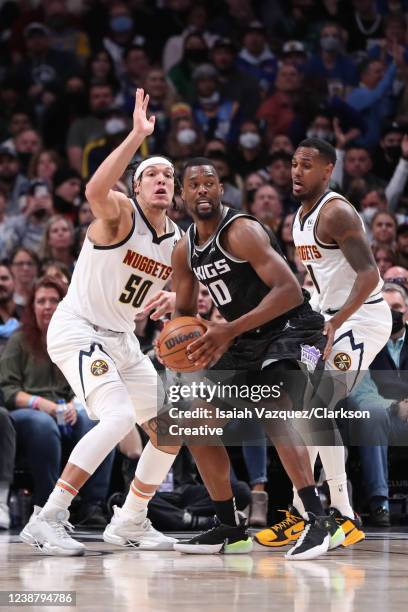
0, 318, 20, 338
110, 15, 133, 33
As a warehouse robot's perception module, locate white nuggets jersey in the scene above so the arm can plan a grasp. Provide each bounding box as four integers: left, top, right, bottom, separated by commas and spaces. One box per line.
293, 190, 383, 312
63, 199, 182, 332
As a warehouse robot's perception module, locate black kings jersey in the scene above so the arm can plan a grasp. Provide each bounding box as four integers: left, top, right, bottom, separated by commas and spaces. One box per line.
187, 206, 309, 334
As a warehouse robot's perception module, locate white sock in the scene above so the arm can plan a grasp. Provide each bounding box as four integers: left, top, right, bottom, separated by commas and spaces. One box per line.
0, 481, 9, 505
292, 446, 319, 519
120, 441, 177, 520
318, 446, 354, 518
40, 479, 78, 516
121, 482, 153, 519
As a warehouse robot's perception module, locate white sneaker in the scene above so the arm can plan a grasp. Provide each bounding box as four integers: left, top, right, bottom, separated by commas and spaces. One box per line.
19, 506, 85, 557
103, 506, 177, 550
0, 503, 10, 529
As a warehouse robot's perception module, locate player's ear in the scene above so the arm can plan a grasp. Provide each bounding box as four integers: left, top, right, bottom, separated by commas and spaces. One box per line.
219, 182, 224, 197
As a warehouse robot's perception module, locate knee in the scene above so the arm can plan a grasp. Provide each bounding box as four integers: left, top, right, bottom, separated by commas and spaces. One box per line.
15, 409, 59, 438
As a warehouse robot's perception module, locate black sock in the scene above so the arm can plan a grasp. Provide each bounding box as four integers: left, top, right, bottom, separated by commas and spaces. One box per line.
298, 486, 324, 517
213, 497, 238, 526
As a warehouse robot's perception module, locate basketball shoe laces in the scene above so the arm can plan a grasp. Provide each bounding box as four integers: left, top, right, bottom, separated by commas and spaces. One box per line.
49, 517, 75, 540
271, 509, 301, 533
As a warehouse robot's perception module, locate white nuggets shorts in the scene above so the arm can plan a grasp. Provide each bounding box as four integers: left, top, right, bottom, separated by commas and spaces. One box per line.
324, 299, 392, 391
47, 304, 164, 425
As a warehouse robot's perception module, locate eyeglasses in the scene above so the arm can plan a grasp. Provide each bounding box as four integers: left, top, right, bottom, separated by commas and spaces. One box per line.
12, 261, 36, 268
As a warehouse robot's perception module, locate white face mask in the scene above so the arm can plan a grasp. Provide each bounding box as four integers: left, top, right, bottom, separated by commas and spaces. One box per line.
361, 207, 379, 225
239, 132, 261, 149
177, 128, 197, 145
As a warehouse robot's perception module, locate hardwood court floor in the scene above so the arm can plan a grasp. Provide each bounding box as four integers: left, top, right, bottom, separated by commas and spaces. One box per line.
1, 529, 408, 611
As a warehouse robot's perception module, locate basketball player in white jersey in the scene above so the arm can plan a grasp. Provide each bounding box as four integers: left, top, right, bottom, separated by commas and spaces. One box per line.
20, 90, 185, 556
256, 137, 392, 549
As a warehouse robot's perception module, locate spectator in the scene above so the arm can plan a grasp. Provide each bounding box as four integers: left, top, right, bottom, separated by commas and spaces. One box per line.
66, 82, 116, 173
333, 139, 408, 211
0, 403, 16, 529
346, 58, 397, 149
0, 276, 114, 524
142, 68, 176, 154
39, 215, 76, 272
41, 260, 71, 286
342, 0, 384, 52
162, 3, 216, 73
395, 223, 408, 269
52, 167, 82, 223
167, 32, 209, 101
82, 111, 130, 180
27, 149, 61, 189
10, 247, 40, 307
84, 49, 120, 93
13, 128, 42, 176
348, 283, 408, 527
231, 120, 268, 179
0, 146, 29, 216
304, 22, 359, 90
119, 45, 151, 115
165, 113, 206, 170
268, 133, 295, 155
257, 63, 303, 144
371, 211, 398, 248
372, 245, 397, 277
248, 184, 283, 233
4, 179, 54, 256
192, 64, 240, 144
242, 171, 267, 211
236, 21, 277, 96
0, 108, 33, 152
0, 263, 22, 356
265, 151, 296, 213
208, 151, 242, 209
383, 266, 408, 293
211, 36, 260, 120
281, 39, 308, 67
373, 122, 405, 181
42, 0, 90, 63
368, 14, 407, 67
13, 22, 81, 101
103, 2, 147, 77
305, 110, 335, 144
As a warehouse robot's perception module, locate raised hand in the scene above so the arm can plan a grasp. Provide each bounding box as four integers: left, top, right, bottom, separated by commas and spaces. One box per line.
133, 88, 155, 137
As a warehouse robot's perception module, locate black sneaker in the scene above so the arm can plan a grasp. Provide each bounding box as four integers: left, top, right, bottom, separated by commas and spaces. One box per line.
285, 513, 344, 561
370, 506, 391, 527
73, 502, 107, 528
173, 518, 253, 554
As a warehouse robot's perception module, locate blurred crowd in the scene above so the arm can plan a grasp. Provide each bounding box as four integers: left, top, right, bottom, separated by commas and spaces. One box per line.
1, 0, 408, 531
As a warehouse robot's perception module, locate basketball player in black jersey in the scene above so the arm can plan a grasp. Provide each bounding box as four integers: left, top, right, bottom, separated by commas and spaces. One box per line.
171, 158, 344, 560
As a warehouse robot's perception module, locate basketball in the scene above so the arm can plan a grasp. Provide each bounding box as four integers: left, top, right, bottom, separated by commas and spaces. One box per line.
157, 316, 207, 372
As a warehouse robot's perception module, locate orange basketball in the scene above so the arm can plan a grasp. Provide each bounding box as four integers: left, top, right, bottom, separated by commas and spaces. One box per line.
157, 316, 207, 372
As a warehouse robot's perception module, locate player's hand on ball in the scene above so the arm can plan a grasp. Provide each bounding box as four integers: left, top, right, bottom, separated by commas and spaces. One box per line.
187, 315, 233, 369
133, 88, 155, 137
139, 290, 176, 321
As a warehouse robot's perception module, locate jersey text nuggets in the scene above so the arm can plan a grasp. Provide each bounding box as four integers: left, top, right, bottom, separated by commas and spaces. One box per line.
193, 257, 231, 281
295, 245, 322, 261
123, 249, 172, 280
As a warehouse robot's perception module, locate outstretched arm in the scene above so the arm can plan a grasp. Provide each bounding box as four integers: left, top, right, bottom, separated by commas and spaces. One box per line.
85, 88, 155, 222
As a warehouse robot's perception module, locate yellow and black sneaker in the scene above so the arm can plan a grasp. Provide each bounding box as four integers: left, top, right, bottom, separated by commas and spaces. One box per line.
329, 507, 365, 547
254, 506, 305, 547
